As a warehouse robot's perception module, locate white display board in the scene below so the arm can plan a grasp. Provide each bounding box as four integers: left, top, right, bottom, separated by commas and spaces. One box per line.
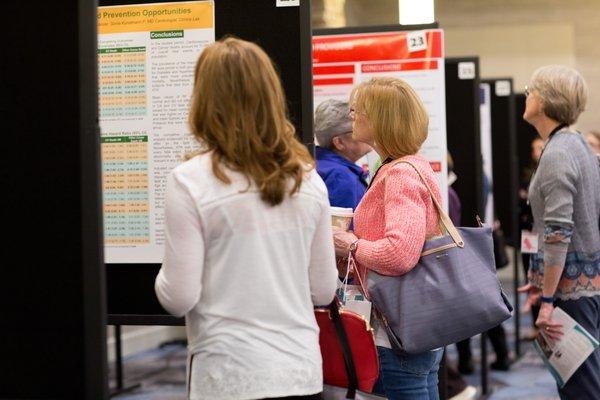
480, 83, 494, 224
313, 29, 448, 207
98, 1, 215, 263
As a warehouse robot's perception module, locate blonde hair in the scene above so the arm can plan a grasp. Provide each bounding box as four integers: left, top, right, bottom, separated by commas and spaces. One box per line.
188, 37, 313, 206
350, 77, 428, 159
530, 65, 588, 125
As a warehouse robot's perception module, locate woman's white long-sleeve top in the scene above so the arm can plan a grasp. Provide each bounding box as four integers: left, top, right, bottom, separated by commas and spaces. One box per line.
155, 154, 338, 400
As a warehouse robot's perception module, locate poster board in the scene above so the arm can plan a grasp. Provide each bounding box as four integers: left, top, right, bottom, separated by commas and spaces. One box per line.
444, 57, 483, 226
483, 78, 518, 244
2, 1, 107, 398
312, 26, 448, 208
480, 83, 494, 224
98, 1, 215, 264
102, 0, 313, 317
484, 78, 522, 356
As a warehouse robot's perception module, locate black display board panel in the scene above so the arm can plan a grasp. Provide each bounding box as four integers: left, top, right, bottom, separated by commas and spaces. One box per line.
102, 0, 313, 319
444, 57, 483, 226
214, 1, 314, 147
484, 79, 522, 356
515, 93, 540, 183
482, 79, 519, 245
1, 1, 107, 398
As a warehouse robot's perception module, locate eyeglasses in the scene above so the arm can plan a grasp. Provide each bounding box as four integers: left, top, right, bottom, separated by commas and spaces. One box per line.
525, 85, 531, 97
349, 108, 365, 120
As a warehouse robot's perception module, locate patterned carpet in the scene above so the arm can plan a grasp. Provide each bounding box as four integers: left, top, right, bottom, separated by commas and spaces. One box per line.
111, 277, 560, 400
111, 343, 187, 399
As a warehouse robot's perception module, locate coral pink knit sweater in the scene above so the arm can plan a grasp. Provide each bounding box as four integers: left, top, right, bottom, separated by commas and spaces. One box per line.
354, 155, 443, 278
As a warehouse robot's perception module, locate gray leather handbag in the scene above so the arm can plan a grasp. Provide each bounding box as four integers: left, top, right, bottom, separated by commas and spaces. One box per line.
357, 160, 513, 355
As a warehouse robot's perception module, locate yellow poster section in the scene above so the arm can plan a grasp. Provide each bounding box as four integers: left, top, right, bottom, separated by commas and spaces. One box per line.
98, 1, 213, 34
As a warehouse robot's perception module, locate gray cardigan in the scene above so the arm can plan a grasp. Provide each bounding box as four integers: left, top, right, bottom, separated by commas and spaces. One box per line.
528, 129, 600, 300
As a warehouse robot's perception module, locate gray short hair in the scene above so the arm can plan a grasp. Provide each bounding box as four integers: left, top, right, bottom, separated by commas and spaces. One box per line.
314, 99, 353, 149
530, 65, 588, 125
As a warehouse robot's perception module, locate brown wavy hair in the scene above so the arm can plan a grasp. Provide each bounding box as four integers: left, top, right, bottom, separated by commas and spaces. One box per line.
188, 37, 313, 206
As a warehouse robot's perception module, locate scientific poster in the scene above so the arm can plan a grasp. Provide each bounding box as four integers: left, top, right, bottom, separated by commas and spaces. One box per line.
98, 1, 215, 263
313, 29, 448, 207
480, 83, 494, 224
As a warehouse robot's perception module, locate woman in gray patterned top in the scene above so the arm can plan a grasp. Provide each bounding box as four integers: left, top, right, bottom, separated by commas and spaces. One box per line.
520, 65, 600, 399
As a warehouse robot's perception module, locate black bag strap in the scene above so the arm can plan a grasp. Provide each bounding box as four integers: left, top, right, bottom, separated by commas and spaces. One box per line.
329, 300, 358, 399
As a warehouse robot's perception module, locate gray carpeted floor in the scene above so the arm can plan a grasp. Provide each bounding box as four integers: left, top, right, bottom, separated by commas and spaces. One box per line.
111, 273, 560, 400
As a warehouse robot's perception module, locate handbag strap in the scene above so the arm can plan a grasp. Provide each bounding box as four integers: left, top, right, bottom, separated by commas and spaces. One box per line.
392, 159, 464, 247
349, 253, 370, 301
329, 300, 358, 399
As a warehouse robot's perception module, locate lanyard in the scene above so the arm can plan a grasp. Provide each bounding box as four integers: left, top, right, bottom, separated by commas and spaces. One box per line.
546, 123, 568, 144
531, 123, 568, 180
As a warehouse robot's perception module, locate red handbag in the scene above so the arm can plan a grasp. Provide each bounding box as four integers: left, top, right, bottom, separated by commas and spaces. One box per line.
315, 300, 379, 398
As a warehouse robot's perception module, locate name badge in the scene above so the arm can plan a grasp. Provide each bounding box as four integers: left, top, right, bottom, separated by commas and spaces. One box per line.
521, 230, 539, 254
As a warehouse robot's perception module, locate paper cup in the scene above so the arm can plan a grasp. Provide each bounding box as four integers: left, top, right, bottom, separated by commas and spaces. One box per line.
330, 206, 354, 231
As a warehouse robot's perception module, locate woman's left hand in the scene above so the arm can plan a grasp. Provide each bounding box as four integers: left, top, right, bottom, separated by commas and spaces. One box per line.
536, 303, 564, 342
518, 283, 541, 312
332, 227, 358, 257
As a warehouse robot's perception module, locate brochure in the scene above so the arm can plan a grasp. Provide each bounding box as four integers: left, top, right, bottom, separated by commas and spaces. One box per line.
533, 307, 599, 387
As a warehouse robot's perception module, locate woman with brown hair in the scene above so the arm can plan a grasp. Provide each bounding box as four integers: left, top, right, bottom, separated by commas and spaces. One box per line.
155, 37, 338, 400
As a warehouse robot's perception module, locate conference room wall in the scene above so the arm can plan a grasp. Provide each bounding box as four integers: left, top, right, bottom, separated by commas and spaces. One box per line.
310, 0, 599, 133
438, 0, 600, 132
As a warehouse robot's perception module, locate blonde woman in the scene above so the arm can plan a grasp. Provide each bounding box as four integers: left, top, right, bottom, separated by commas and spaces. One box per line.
155, 38, 337, 400
520, 65, 600, 399
333, 77, 444, 399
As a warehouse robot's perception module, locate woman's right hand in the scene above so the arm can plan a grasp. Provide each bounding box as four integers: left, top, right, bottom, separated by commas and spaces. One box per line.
518, 283, 542, 312
332, 226, 358, 257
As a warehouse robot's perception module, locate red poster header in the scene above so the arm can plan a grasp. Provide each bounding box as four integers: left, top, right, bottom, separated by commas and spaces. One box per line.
313, 30, 443, 64
314, 77, 354, 86
313, 64, 355, 75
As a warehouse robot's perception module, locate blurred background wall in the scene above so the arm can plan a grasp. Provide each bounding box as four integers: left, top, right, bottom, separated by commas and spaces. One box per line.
311, 0, 600, 132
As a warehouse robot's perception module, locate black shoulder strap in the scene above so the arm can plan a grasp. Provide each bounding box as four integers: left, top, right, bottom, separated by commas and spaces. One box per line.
329, 300, 358, 399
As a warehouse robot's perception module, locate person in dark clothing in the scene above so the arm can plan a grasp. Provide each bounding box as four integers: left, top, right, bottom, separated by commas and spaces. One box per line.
314, 99, 371, 210
518, 137, 543, 340
456, 326, 510, 374
448, 154, 510, 374
446, 154, 477, 399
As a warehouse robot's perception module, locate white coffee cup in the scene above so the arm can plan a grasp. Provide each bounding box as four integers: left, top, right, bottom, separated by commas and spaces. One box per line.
330, 206, 354, 231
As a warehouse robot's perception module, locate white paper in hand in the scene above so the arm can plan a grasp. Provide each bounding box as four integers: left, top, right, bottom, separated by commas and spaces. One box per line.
534, 307, 599, 387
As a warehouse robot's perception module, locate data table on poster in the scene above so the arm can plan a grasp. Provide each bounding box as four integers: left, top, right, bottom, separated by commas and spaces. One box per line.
99, 47, 147, 119
98, 1, 215, 263
101, 136, 150, 245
